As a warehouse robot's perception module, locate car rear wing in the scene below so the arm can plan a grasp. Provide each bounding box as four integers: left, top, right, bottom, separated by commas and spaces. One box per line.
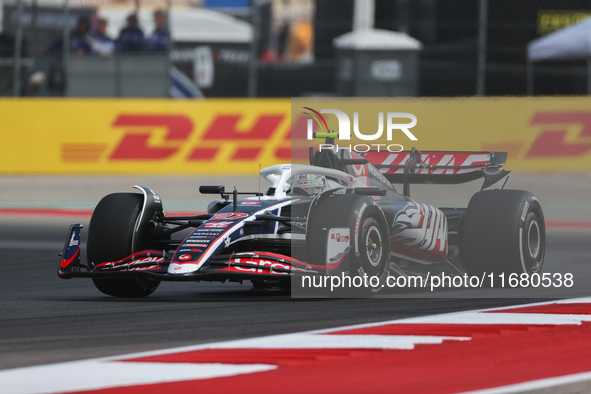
363, 149, 510, 193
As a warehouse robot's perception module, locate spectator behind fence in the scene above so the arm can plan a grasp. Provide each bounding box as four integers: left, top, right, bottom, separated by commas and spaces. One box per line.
89, 18, 115, 56
147, 10, 170, 51
70, 16, 92, 55
117, 13, 144, 52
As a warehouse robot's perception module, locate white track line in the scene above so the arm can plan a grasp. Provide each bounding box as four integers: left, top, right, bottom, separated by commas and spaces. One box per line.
457, 371, 591, 394
0, 361, 275, 394
205, 334, 470, 350
392, 312, 591, 326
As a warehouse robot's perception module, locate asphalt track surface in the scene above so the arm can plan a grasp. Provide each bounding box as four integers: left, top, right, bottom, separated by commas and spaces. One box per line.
0, 174, 590, 394
0, 215, 590, 372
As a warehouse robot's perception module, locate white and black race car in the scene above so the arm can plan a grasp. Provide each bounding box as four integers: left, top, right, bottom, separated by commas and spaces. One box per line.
59, 146, 545, 297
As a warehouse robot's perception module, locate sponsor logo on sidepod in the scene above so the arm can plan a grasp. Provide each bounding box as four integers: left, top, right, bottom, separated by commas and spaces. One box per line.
204, 221, 233, 228
240, 201, 261, 206
184, 242, 208, 247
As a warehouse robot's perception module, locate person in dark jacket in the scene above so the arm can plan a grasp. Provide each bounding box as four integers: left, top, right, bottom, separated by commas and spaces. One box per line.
146, 10, 170, 51
117, 13, 144, 52
69, 16, 92, 55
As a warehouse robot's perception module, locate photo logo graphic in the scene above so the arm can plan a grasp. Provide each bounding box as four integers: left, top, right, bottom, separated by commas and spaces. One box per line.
302, 107, 418, 153
303, 107, 417, 141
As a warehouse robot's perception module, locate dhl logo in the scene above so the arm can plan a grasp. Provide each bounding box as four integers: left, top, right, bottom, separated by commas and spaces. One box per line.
61, 113, 293, 163
484, 111, 591, 160
527, 112, 591, 157
53, 107, 591, 173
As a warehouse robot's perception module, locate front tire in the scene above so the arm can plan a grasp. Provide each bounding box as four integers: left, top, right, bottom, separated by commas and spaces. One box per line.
460, 190, 545, 276
307, 194, 390, 296
87, 193, 160, 297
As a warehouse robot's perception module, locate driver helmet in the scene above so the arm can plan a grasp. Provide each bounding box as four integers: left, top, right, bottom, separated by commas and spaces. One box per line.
291, 174, 328, 196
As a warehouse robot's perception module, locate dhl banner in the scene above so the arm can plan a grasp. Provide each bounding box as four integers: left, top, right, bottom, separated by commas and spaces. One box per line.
0, 97, 590, 174
292, 97, 591, 173
0, 99, 291, 175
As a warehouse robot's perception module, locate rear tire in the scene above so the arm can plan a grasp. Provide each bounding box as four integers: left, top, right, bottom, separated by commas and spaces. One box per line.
460, 190, 545, 276
87, 193, 160, 298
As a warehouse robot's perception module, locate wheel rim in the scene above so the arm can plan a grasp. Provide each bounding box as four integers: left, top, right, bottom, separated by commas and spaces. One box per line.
527, 219, 540, 259
365, 225, 383, 267
522, 211, 544, 273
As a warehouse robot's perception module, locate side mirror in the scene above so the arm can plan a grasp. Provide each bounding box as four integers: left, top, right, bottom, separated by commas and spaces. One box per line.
199, 185, 225, 194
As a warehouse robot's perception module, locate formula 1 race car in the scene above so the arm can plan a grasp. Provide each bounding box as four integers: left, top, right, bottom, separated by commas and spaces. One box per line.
58, 145, 545, 297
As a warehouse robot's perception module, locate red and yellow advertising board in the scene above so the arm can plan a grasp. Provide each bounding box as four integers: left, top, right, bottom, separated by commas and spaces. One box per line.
0, 99, 291, 174
0, 97, 591, 174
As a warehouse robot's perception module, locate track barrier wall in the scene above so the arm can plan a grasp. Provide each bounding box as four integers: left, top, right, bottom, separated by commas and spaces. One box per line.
0, 98, 590, 174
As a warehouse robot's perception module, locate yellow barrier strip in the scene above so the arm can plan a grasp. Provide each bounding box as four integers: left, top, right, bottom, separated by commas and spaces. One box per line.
0, 98, 590, 174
